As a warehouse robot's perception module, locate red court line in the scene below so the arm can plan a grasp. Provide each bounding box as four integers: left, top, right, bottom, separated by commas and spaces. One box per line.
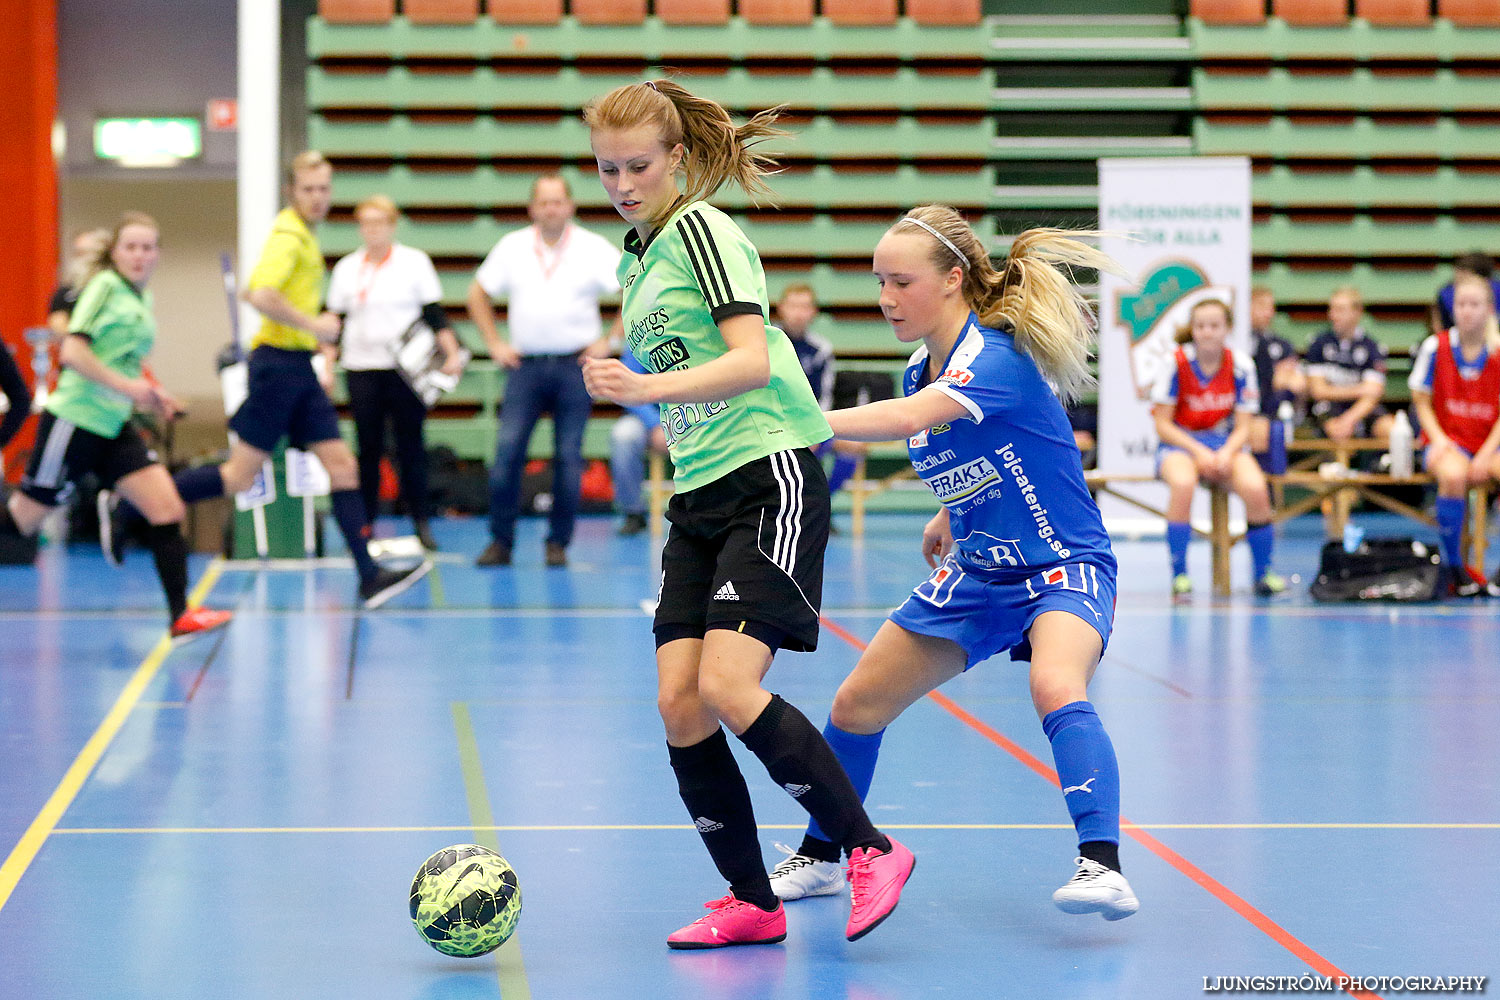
820, 615, 1381, 1000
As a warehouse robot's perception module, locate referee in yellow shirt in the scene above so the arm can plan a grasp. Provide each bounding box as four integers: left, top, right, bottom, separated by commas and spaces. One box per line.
155, 151, 430, 608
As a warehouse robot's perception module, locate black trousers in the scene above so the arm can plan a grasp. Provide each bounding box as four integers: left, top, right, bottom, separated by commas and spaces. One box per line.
345, 368, 429, 521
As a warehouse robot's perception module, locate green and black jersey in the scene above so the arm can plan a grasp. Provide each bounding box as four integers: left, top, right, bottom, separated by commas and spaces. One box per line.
47, 269, 154, 438
618, 201, 831, 492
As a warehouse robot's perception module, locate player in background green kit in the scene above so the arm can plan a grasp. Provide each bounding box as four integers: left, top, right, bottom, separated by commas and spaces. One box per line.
2, 213, 232, 639
580, 79, 915, 950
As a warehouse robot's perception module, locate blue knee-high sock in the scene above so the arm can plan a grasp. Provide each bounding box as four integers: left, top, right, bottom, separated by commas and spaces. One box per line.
827, 453, 859, 494
1043, 701, 1120, 847
1246, 521, 1274, 579
1435, 495, 1466, 568
1167, 521, 1191, 576
804, 720, 885, 848
330, 489, 378, 581
175, 465, 224, 504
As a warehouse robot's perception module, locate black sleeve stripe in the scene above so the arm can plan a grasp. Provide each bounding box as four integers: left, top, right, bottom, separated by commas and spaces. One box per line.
689, 212, 737, 306
709, 301, 764, 324
675, 215, 727, 309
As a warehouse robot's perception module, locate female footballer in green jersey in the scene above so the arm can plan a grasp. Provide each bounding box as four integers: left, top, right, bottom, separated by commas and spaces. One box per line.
2, 213, 231, 639
581, 79, 914, 950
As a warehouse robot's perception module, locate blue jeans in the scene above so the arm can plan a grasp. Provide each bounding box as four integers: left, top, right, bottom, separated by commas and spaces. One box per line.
488, 355, 592, 547
610, 413, 649, 516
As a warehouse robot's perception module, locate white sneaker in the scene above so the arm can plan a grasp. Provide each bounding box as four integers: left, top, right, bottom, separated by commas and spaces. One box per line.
1052, 856, 1139, 920
768, 843, 846, 901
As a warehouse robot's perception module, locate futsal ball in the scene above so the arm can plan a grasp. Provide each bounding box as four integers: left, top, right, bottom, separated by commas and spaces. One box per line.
409, 844, 522, 957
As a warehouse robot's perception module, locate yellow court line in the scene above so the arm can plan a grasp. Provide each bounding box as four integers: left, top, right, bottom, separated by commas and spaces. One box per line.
452, 702, 530, 999
49, 821, 1500, 836
0, 559, 225, 913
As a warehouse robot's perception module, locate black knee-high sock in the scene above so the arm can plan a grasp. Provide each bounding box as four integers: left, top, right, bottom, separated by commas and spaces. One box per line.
146, 522, 189, 622
667, 729, 777, 911
738, 695, 890, 857
329, 489, 378, 581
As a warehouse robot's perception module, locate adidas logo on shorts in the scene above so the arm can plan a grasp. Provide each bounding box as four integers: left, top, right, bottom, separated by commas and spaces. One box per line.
781, 782, 813, 798
694, 816, 724, 833
713, 581, 740, 602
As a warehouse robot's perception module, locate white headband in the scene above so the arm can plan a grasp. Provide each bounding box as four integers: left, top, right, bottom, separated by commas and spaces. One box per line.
900, 217, 969, 271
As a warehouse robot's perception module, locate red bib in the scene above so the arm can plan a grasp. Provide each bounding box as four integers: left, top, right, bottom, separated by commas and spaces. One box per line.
1432, 330, 1500, 454
1172, 346, 1239, 432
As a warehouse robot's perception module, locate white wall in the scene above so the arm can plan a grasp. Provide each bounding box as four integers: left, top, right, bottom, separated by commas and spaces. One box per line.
62, 179, 237, 410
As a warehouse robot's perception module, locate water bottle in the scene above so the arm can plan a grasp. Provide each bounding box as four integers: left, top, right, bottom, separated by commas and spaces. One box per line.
1343, 519, 1365, 554
1266, 401, 1290, 475
1388, 409, 1414, 480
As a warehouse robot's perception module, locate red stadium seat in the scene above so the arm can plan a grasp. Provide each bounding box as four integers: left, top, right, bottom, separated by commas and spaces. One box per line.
489, 0, 563, 22
906, 0, 982, 23
1355, 0, 1431, 21
655, 0, 731, 23
1273, 0, 1349, 22
822, 0, 898, 25
740, 0, 815, 24
1192, 0, 1267, 22
320, 0, 396, 22
1438, 0, 1500, 22
573, 0, 646, 22
403, 0, 479, 22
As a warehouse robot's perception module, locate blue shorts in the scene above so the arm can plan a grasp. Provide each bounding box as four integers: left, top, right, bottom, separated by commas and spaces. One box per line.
1155, 428, 1229, 476
228, 346, 342, 453
889, 557, 1116, 670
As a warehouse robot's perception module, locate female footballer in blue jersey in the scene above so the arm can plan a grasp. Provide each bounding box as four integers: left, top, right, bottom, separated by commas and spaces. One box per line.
766, 206, 1139, 921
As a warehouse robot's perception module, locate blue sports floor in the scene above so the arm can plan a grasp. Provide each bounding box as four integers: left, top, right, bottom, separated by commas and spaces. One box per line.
1, 511, 1495, 999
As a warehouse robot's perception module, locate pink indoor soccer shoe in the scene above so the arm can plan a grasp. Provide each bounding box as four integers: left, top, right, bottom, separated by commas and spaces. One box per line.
666, 893, 787, 950
845, 837, 916, 941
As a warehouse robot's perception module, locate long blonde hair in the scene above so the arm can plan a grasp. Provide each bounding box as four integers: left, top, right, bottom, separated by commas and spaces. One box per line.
892, 205, 1126, 404
583, 79, 789, 225
81, 212, 159, 289
1452, 271, 1500, 353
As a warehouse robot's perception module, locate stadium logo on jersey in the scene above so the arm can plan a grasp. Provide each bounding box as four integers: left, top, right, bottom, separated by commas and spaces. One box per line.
648, 336, 691, 373
924, 456, 1000, 504
912, 448, 956, 473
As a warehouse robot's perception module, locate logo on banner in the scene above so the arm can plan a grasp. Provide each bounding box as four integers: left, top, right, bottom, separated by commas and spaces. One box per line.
1113, 261, 1233, 401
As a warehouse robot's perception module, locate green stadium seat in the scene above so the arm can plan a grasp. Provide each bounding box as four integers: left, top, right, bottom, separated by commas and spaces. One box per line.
320, 0, 395, 22
403, 0, 479, 22
489, 0, 562, 23
1195, 114, 1500, 160
1252, 164, 1500, 209
739, 0, 814, 24
823, 0, 898, 26
573, 0, 647, 24
1192, 0, 1267, 23
656, 0, 732, 23
1356, 0, 1433, 23
1193, 66, 1495, 112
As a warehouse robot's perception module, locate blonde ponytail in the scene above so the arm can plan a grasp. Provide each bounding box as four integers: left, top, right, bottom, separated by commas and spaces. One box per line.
892, 207, 1127, 405
583, 79, 788, 225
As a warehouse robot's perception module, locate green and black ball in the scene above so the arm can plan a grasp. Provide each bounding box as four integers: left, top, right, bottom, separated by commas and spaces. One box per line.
409, 844, 522, 957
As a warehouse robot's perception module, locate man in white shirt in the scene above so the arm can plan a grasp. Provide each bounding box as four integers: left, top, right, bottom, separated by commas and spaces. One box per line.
468, 175, 621, 567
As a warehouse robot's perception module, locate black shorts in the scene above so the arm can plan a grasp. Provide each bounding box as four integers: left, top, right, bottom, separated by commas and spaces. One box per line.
228, 346, 342, 453
20, 411, 157, 506
654, 448, 829, 653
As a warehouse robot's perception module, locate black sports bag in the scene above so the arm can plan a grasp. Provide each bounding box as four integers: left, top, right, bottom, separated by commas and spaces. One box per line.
1308, 537, 1443, 602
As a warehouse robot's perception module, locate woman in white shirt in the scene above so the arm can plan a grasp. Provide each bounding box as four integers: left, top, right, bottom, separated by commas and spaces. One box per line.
327, 195, 463, 550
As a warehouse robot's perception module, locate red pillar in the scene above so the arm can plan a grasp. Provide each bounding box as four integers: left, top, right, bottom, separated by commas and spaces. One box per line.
0, 0, 57, 479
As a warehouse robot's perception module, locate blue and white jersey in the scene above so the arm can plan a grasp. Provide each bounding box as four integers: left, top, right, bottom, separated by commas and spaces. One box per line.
903, 315, 1115, 577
